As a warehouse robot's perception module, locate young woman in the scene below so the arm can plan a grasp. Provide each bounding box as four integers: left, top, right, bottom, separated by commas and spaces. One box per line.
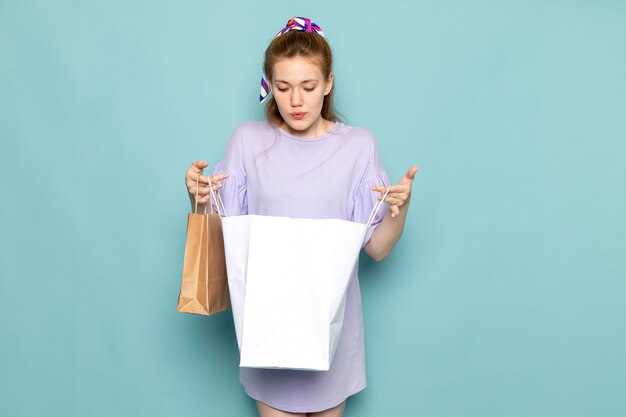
185, 17, 417, 417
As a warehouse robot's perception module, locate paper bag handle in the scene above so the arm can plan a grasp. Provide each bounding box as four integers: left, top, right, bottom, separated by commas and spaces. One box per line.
365, 187, 390, 229
193, 175, 204, 215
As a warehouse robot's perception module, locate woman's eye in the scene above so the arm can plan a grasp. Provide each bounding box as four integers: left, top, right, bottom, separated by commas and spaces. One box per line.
277, 88, 288, 92
304, 88, 315, 92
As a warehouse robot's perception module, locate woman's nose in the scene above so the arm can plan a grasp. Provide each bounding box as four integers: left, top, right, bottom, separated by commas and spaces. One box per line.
290, 89, 303, 107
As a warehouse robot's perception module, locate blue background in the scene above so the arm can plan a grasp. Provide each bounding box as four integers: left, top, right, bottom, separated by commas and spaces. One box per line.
1, 1, 625, 416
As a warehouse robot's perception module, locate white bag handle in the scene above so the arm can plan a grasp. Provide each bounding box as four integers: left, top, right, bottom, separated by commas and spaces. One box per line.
208, 177, 228, 217
216, 179, 388, 225
366, 187, 390, 228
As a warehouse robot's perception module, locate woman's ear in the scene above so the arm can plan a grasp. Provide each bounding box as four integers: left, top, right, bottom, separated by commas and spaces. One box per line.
324, 72, 334, 96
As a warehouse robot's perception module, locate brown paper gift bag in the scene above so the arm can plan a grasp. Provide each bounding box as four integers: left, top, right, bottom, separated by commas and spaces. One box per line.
177, 177, 229, 315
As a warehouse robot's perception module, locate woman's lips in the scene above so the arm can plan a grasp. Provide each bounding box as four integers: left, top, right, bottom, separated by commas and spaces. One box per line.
290, 112, 306, 120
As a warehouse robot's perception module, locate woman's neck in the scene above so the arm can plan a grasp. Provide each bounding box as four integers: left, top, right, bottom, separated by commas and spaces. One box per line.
279, 118, 335, 138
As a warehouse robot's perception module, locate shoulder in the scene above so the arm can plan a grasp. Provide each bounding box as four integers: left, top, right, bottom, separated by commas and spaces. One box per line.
334, 122, 377, 143
223, 120, 280, 159
333, 122, 380, 155
232, 120, 276, 138
225, 120, 277, 153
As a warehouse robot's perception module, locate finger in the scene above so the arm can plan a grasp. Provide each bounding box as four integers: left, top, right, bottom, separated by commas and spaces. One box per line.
407, 165, 419, 178
188, 185, 208, 196
193, 175, 210, 185
196, 172, 230, 185
209, 173, 229, 183
196, 192, 220, 204
187, 177, 225, 189
193, 160, 209, 170
188, 182, 225, 195
400, 166, 419, 184
371, 185, 390, 193
378, 195, 403, 206
391, 185, 411, 195
385, 190, 409, 200
186, 171, 207, 184
385, 189, 411, 203
197, 186, 217, 196
372, 184, 408, 194
205, 182, 225, 192
195, 194, 210, 203
390, 205, 400, 218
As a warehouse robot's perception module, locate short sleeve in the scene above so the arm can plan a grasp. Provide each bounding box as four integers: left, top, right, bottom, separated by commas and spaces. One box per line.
210, 126, 248, 216
352, 132, 391, 247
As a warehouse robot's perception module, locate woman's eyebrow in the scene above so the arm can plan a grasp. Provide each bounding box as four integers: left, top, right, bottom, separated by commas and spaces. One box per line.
274, 79, 319, 85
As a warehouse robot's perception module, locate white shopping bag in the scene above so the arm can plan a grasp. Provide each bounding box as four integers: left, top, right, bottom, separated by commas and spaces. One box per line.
221, 189, 388, 371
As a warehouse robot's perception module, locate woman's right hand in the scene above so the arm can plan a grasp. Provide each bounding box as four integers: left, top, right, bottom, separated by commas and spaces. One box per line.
185, 160, 229, 205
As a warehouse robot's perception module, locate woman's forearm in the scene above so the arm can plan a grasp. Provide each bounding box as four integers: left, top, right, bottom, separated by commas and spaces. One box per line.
364, 196, 411, 261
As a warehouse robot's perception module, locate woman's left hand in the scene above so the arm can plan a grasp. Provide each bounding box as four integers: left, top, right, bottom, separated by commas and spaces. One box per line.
372, 166, 418, 218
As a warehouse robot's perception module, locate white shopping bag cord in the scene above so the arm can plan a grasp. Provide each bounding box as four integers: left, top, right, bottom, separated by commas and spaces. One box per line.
366, 187, 390, 229
217, 192, 227, 217
217, 178, 387, 226
193, 170, 228, 217
207, 173, 228, 217
208, 181, 222, 217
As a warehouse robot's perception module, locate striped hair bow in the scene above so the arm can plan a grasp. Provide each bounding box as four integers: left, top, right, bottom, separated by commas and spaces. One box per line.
259, 17, 325, 103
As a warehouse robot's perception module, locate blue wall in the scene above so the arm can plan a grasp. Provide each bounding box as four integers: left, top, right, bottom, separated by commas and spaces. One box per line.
1, 1, 625, 416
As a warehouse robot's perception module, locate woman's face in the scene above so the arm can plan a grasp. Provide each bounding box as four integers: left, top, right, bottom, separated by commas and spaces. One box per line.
270, 55, 333, 138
